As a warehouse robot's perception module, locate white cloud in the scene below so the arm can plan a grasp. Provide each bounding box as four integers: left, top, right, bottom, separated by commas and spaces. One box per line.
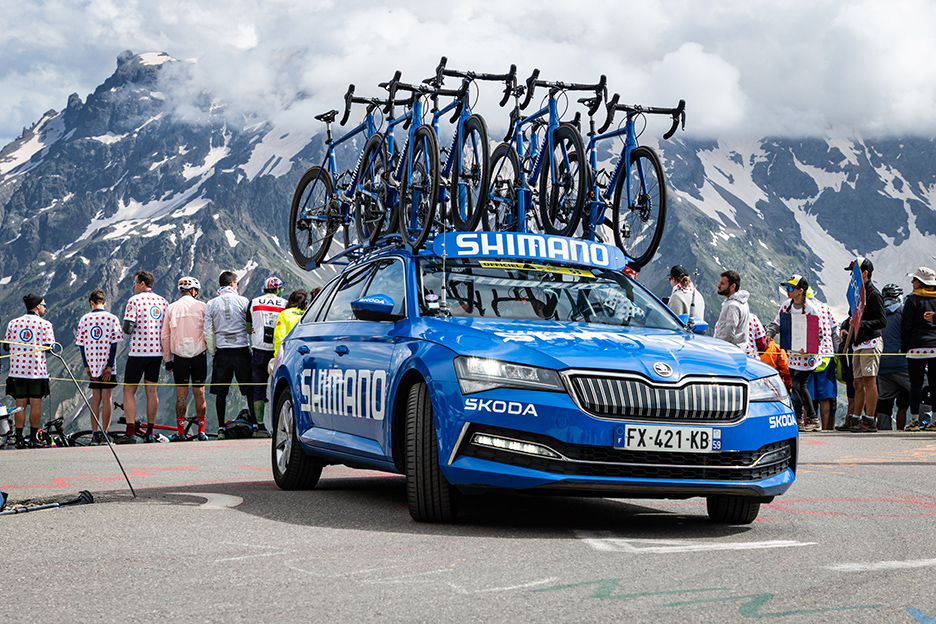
2, 0, 935, 146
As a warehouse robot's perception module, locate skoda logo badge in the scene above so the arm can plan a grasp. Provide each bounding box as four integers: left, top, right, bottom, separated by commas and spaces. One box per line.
653, 362, 673, 377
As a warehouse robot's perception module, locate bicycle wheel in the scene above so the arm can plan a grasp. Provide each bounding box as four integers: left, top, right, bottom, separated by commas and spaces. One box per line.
450, 115, 490, 232
539, 125, 586, 237
355, 135, 391, 245
289, 166, 337, 269
612, 146, 666, 269
398, 125, 441, 251
484, 143, 520, 231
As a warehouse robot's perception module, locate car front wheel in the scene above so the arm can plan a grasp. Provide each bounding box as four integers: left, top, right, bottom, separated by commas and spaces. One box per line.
272, 391, 324, 490
405, 381, 458, 522
706, 495, 760, 524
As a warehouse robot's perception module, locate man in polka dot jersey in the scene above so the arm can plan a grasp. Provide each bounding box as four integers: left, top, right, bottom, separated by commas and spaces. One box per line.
75, 288, 123, 444
116, 271, 168, 444
3, 293, 55, 448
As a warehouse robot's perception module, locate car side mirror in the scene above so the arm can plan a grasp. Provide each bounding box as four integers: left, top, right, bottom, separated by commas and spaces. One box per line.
352, 294, 403, 322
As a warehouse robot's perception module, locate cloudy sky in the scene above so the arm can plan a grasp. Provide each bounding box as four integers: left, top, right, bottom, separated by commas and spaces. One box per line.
2, 0, 935, 147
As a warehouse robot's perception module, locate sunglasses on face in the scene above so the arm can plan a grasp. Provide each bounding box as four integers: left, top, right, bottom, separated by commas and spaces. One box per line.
784, 285, 795, 293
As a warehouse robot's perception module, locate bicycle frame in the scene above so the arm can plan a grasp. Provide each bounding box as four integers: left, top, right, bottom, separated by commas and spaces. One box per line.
583, 116, 640, 241
430, 95, 473, 208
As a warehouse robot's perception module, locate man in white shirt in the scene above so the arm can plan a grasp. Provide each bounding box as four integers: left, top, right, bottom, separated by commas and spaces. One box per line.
75, 289, 122, 444
248, 276, 286, 437
162, 277, 208, 441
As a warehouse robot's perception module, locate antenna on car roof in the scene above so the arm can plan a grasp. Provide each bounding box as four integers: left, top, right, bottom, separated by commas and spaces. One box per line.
439, 232, 451, 317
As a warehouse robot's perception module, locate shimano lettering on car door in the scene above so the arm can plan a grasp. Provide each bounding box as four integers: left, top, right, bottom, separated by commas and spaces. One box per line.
329, 258, 406, 460
302, 264, 376, 446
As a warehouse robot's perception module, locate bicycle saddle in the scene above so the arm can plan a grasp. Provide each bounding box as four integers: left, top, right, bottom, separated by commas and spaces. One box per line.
315, 110, 339, 123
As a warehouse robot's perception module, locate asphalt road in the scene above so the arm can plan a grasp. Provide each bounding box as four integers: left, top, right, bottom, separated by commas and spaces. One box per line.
3, 433, 936, 623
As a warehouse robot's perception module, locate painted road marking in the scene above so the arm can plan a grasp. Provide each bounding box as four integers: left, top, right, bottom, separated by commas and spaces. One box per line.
576, 531, 816, 553
828, 557, 936, 572
169, 492, 243, 508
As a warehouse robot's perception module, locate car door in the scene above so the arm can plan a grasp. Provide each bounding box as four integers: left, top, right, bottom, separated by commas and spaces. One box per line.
328, 257, 407, 459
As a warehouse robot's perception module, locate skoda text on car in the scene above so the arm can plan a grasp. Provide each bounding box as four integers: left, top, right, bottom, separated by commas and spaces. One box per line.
268, 232, 797, 524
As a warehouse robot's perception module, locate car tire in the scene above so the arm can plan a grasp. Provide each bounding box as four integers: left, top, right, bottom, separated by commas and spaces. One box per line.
706, 495, 760, 524
272, 391, 324, 490
405, 381, 458, 522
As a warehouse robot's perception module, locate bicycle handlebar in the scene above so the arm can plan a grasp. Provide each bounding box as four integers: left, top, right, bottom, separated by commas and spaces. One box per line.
339, 83, 409, 126
520, 69, 540, 110
380, 70, 403, 113
520, 70, 607, 112
597, 94, 687, 139
340, 84, 356, 126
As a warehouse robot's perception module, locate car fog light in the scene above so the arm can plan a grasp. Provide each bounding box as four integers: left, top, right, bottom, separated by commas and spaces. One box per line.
756, 446, 791, 466
471, 434, 561, 459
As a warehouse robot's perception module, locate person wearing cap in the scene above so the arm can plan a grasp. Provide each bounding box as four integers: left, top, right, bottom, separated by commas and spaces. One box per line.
666, 265, 705, 323
75, 289, 122, 444
248, 277, 287, 437
162, 277, 208, 441
714, 270, 749, 349
765, 275, 836, 432
3, 293, 55, 448
900, 267, 936, 431
875, 284, 912, 430
839, 259, 887, 433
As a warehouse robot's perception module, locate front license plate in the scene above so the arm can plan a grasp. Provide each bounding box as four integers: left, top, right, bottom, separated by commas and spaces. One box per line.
614, 425, 720, 453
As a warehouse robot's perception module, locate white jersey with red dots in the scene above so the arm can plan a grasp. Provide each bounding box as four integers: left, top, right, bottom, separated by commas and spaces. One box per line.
4, 313, 55, 379
75, 309, 123, 377
124, 291, 169, 357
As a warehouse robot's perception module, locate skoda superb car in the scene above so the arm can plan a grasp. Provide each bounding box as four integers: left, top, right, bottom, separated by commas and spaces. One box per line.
268, 232, 797, 524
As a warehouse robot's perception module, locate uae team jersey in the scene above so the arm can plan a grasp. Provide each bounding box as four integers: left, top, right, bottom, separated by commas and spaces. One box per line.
250, 294, 287, 351
4, 313, 55, 379
124, 291, 169, 357
75, 309, 123, 377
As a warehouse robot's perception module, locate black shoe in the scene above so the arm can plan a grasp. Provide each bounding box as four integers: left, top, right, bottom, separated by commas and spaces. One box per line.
114, 434, 137, 445
850, 416, 878, 433
143, 434, 157, 443
29, 438, 49, 449
254, 428, 271, 438
14, 437, 27, 450
835, 415, 857, 432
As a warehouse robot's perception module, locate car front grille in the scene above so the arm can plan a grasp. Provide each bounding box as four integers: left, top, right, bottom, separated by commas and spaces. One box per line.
460, 425, 792, 482
565, 373, 748, 422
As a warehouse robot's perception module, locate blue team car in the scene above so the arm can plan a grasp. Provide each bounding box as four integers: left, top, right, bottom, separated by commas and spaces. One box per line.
268, 232, 797, 524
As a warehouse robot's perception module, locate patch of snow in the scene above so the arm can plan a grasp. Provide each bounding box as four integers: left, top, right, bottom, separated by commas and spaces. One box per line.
90, 132, 127, 145
224, 229, 239, 248
0, 277, 11, 285
242, 125, 315, 180
182, 142, 231, 180
68, 271, 77, 286
138, 52, 176, 66
0, 111, 66, 176
234, 259, 258, 282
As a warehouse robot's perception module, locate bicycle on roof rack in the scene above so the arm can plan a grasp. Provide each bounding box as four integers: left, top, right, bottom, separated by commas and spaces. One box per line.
424, 56, 516, 233
569, 92, 685, 269
486, 69, 605, 236
288, 85, 400, 270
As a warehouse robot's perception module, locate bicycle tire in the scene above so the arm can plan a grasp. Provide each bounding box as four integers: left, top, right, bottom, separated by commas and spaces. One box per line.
398, 125, 441, 251
355, 135, 392, 245
450, 114, 490, 232
612, 146, 666, 268
288, 166, 337, 269
539, 125, 587, 237
484, 143, 520, 231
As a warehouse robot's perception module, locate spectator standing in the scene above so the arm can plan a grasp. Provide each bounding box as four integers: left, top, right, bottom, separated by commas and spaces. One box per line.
75, 289, 122, 444
118, 271, 168, 444
3, 294, 54, 448
666, 265, 705, 322
204, 271, 252, 438
807, 298, 838, 431
248, 276, 286, 436
714, 270, 749, 349
162, 277, 208, 441
273, 291, 309, 357
766, 276, 834, 432
746, 313, 768, 359
900, 267, 936, 431
840, 259, 887, 433
876, 283, 912, 430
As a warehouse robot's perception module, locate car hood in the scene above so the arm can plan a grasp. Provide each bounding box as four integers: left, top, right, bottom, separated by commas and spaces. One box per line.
414, 317, 772, 382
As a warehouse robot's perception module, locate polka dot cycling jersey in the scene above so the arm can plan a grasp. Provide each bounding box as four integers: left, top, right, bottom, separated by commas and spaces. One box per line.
4, 313, 55, 379
75, 309, 122, 377
124, 291, 169, 357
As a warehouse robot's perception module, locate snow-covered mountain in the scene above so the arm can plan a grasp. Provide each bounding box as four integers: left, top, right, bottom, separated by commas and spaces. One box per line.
1, 50, 933, 423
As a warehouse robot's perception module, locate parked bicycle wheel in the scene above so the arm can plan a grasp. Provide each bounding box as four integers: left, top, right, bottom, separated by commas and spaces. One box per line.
539, 125, 586, 237
612, 146, 666, 269
289, 166, 337, 269
68, 430, 97, 446
484, 144, 520, 231
398, 126, 441, 251
450, 115, 490, 232
355, 135, 392, 245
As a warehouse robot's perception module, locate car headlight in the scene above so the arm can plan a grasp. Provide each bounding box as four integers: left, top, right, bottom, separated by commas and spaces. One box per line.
454, 356, 565, 395
749, 374, 791, 405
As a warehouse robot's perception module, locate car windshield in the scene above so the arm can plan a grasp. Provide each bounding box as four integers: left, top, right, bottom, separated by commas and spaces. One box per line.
416, 258, 685, 330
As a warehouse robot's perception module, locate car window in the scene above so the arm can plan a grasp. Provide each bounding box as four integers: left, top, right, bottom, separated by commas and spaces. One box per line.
417, 258, 684, 330
302, 279, 338, 324
363, 258, 405, 316
322, 264, 377, 322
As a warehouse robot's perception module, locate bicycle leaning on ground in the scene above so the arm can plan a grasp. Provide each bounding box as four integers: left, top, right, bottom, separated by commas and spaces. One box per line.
66, 402, 212, 445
